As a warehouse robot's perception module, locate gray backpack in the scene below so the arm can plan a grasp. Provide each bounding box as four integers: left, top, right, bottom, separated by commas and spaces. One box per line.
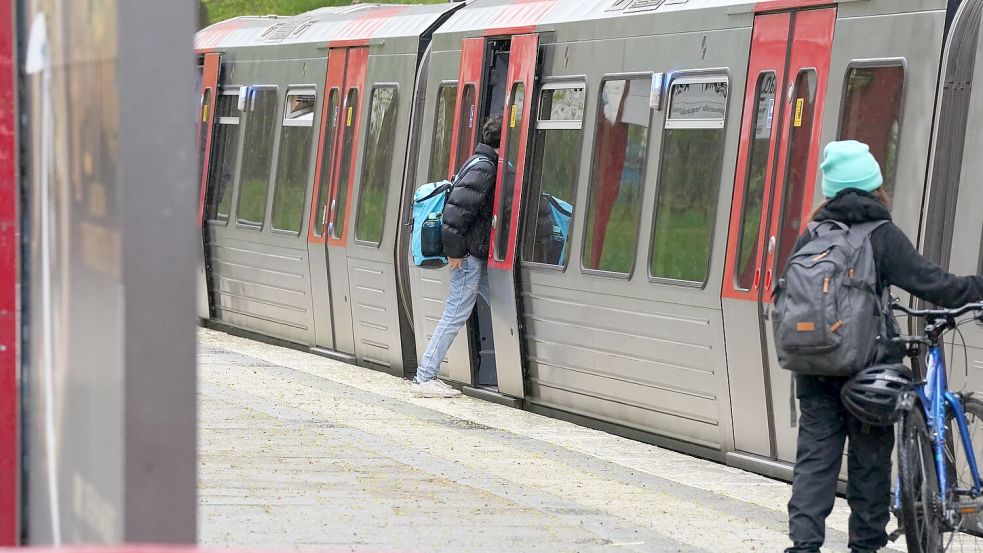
772, 220, 889, 376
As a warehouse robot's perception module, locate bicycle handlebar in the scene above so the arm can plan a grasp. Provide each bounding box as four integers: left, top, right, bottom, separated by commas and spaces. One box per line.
890, 301, 983, 320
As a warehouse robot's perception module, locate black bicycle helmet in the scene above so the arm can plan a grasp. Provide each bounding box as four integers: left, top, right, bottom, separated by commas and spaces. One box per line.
841, 364, 913, 426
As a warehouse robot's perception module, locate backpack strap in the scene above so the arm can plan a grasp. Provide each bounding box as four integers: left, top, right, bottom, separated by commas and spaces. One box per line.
544, 193, 572, 217
845, 220, 890, 296
844, 220, 889, 249
790, 377, 797, 428
414, 181, 453, 204
452, 155, 495, 187
807, 219, 848, 238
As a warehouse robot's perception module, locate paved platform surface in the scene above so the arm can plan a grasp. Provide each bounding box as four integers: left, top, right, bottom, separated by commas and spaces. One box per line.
198, 327, 910, 552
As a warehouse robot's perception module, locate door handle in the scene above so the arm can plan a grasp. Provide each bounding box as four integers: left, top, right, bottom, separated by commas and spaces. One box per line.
753, 268, 761, 290
764, 269, 773, 292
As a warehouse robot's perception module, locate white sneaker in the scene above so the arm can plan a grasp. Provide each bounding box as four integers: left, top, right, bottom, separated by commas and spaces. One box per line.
411, 379, 462, 398
432, 379, 456, 391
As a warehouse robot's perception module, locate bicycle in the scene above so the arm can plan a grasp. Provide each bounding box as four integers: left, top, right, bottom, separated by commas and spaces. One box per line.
892, 300, 983, 552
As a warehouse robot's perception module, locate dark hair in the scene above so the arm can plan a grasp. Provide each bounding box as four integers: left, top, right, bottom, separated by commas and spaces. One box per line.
482, 114, 503, 147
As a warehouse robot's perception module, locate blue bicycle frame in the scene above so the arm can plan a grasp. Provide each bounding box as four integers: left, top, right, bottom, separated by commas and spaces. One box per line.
914, 343, 983, 510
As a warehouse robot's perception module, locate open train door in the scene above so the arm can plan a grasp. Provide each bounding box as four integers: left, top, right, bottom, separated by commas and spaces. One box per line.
196, 52, 221, 319
722, 8, 835, 473
486, 33, 539, 399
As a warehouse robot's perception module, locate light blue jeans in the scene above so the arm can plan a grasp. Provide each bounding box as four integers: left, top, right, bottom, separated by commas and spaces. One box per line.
415, 255, 489, 383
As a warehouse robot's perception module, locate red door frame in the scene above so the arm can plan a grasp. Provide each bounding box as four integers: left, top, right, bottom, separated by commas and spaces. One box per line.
0, 0, 16, 542
761, 8, 835, 294
447, 38, 485, 178
196, 53, 221, 225
721, 14, 790, 301
308, 48, 348, 245
487, 33, 539, 271
722, 8, 835, 302
326, 47, 368, 248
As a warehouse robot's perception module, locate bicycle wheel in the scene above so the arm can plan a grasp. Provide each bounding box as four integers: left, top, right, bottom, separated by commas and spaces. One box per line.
945, 394, 983, 550
900, 405, 944, 553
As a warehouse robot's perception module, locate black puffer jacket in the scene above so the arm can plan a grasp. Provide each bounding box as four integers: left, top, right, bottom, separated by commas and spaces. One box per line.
441, 143, 498, 259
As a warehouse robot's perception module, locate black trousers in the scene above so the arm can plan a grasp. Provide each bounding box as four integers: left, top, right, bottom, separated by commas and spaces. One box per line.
786, 374, 895, 553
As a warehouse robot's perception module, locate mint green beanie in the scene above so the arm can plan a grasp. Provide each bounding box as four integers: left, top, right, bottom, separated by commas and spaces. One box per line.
820, 140, 883, 198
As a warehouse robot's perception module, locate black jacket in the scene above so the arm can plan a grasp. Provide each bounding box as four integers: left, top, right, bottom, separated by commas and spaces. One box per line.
792, 191, 983, 362
441, 143, 498, 259
793, 191, 983, 307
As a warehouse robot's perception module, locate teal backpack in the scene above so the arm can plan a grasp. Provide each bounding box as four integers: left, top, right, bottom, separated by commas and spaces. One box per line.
410, 156, 491, 268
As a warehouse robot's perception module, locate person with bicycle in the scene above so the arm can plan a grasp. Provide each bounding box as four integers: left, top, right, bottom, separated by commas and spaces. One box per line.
783, 140, 983, 553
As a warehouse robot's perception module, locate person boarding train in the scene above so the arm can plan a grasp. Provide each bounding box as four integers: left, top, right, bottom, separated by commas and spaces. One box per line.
410, 115, 503, 398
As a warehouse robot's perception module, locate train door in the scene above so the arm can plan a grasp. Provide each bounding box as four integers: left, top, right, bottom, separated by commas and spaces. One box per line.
308, 49, 347, 353
343, 50, 414, 375
722, 8, 835, 464
409, 38, 487, 385
196, 53, 221, 320
307, 47, 366, 358
486, 33, 539, 399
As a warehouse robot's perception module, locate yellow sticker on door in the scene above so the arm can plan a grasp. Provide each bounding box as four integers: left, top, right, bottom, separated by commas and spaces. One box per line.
794, 98, 804, 127
510, 104, 517, 128
347, 106, 353, 127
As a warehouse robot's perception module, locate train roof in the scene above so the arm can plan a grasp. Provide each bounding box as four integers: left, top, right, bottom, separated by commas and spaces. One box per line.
193, 0, 805, 53
194, 3, 458, 52
195, 0, 931, 54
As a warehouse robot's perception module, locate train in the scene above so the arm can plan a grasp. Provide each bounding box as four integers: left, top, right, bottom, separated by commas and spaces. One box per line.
193, 0, 983, 480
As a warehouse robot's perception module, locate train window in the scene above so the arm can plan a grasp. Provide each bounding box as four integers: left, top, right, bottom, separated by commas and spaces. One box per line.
329, 88, 359, 239
206, 90, 241, 222
313, 89, 340, 237
455, 84, 477, 172
494, 82, 525, 262
428, 84, 457, 182
521, 84, 586, 267
355, 86, 399, 245
236, 86, 278, 228
838, 63, 905, 199
735, 72, 777, 290
271, 90, 316, 234
581, 76, 653, 275
650, 78, 728, 284
774, 70, 818, 275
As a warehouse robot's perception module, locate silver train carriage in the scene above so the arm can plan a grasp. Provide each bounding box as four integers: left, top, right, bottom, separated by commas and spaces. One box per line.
194, 0, 983, 480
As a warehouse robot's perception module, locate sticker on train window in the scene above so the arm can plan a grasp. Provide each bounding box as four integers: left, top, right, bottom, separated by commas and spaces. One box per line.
666, 78, 728, 129
794, 98, 804, 127
346, 106, 353, 127
538, 85, 586, 122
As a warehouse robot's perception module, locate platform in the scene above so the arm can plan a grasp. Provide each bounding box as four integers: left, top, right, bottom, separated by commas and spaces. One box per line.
197, 328, 900, 552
